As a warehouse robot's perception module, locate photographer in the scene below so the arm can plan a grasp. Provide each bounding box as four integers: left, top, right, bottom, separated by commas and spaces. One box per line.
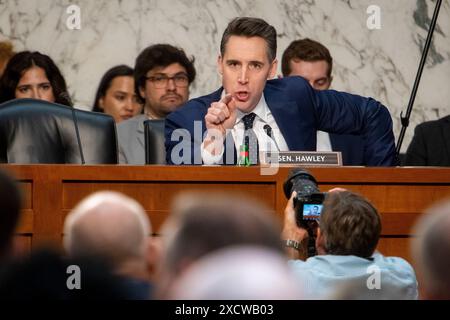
282, 189, 418, 299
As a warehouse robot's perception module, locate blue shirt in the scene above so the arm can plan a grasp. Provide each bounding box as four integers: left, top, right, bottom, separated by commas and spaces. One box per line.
288, 252, 418, 299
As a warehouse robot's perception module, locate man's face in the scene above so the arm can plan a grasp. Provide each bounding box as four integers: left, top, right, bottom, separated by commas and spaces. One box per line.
140, 63, 190, 119
218, 36, 277, 113
288, 59, 331, 91
312, 206, 319, 214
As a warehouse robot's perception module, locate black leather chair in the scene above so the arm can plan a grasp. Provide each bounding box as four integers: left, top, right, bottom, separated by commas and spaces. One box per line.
0, 98, 118, 164
144, 119, 166, 164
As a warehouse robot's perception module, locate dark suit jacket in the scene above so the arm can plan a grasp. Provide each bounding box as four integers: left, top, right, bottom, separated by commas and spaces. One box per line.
404, 115, 450, 166
329, 133, 364, 166
165, 77, 395, 166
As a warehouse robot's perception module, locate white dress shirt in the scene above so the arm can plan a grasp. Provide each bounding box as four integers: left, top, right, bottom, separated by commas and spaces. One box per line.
316, 130, 332, 152
202, 93, 289, 165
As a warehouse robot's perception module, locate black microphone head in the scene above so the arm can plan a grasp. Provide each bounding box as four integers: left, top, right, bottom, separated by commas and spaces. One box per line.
263, 124, 272, 136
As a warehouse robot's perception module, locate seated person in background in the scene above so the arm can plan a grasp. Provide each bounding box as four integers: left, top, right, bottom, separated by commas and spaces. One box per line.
281, 38, 365, 166
165, 17, 395, 166
282, 190, 418, 299
0, 51, 72, 106
155, 191, 287, 298
63, 191, 158, 299
117, 44, 196, 164
412, 198, 450, 299
0, 169, 22, 262
92, 65, 143, 123
0, 41, 15, 77
404, 115, 450, 166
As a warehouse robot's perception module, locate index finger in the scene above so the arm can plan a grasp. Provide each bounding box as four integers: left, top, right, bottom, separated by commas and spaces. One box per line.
219, 93, 233, 105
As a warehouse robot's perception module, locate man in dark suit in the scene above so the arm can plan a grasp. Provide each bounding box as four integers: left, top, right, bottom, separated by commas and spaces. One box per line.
165, 17, 395, 166
281, 38, 364, 166
404, 115, 450, 166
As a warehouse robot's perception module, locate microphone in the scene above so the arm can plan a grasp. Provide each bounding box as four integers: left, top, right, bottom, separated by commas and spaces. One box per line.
263, 124, 280, 151
60, 92, 85, 164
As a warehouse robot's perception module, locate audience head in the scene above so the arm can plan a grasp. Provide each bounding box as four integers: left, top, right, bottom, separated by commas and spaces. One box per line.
63, 191, 153, 281
218, 17, 278, 113
93, 65, 143, 123
0, 169, 22, 260
282, 38, 333, 90
134, 44, 195, 119
317, 191, 381, 258
0, 51, 72, 106
168, 246, 302, 300
0, 41, 15, 77
157, 191, 283, 296
412, 198, 450, 299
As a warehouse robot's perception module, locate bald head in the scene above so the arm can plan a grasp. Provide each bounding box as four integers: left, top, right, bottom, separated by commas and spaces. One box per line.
412, 198, 450, 299
64, 191, 151, 269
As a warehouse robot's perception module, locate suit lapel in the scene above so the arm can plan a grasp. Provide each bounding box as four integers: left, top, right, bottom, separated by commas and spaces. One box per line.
263, 85, 312, 151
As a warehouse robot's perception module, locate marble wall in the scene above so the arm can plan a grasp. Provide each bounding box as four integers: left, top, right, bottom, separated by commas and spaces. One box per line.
1, 0, 449, 151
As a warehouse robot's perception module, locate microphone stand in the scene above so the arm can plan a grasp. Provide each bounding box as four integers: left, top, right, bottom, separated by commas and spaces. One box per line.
396, 0, 442, 157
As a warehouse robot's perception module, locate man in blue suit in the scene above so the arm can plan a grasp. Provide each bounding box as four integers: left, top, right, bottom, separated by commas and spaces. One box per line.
165, 17, 395, 166
281, 38, 365, 166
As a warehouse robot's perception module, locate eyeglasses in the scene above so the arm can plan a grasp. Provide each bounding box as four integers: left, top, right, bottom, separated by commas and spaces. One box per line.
145, 74, 189, 88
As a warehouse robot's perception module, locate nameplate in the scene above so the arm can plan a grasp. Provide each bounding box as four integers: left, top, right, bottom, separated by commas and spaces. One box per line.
260, 151, 342, 166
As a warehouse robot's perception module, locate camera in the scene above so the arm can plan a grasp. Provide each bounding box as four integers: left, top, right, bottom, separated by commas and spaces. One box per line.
283, 168, 326, 257
283, 168, 326, 226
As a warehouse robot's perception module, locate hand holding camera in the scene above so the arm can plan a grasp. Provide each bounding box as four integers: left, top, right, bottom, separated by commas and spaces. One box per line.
283, 168, 326, 257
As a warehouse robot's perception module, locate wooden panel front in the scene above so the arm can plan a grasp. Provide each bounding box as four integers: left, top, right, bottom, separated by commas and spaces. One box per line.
62, 181, 276, 231
1, 165, 449, 265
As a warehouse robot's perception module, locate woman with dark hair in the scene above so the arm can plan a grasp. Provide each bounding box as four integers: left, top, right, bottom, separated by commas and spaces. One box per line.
93, 65, 142, 123
0, 51, 72, 106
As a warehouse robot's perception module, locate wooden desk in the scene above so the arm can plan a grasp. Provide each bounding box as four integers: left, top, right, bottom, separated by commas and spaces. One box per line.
2, 165, 450, 265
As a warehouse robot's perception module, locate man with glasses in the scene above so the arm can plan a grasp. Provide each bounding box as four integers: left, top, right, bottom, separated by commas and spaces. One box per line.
117, 44, 196, 164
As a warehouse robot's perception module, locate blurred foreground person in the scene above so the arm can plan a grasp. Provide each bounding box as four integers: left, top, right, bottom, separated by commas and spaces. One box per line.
168, 246, 302, 300
156, 191, 284, 298
64, 191, 157, 299
0, 248, 131, 299
412, 198, 450, 299
169, 246, 301, 300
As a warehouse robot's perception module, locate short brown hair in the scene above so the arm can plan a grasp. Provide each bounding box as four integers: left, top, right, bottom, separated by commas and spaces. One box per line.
320, 191, 381, 258
281, 38, 333, 77
220, 17, 277, 62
